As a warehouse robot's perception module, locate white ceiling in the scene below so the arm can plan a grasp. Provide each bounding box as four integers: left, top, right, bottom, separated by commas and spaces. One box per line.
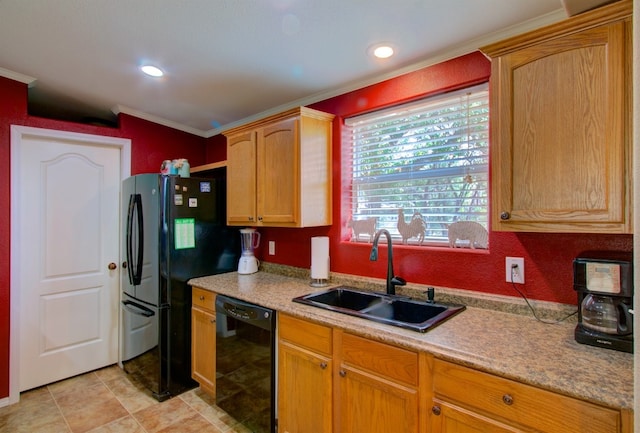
0, 0, 575, 137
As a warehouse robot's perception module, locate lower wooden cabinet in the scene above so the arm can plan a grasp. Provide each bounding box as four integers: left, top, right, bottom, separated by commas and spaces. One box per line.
428, 358, 628, 433
278, 314, 333, 433
278, 314, 632, 433
278, 314, 418, 433
337, 333, 419, 433
191, 287, 216, 395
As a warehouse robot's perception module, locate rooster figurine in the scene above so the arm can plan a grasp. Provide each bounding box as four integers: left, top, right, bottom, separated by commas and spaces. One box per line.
397, 208, 426, 245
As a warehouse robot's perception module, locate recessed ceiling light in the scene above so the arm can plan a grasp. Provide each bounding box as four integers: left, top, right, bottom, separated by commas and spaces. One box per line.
371, 44, 395, 59
140, 65, 164, 77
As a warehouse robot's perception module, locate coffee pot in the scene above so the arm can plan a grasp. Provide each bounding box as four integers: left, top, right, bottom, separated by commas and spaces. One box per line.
574, 253, 633, 353
580, 294, 632, 335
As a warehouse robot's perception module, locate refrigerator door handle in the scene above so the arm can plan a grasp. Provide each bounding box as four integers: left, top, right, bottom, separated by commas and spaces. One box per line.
125, 194, 135, 285
126, 194, 144, 286
122, 300, 155, 317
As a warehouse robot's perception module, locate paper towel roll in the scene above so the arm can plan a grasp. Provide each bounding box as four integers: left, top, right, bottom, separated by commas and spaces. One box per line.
310, 236, 330, 280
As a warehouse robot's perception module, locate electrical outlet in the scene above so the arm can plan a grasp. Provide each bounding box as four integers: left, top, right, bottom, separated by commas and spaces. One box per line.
268, 241, 275, 255
505, 257, 525, 284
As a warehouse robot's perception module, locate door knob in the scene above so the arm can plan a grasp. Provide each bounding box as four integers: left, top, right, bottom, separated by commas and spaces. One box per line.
108, 262, 117, 270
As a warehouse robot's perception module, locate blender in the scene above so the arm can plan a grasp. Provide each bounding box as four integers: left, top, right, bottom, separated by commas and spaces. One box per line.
238, 228, 261, 274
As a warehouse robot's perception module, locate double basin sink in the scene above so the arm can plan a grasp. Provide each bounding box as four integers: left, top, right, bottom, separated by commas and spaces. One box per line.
293, 286, 465, 333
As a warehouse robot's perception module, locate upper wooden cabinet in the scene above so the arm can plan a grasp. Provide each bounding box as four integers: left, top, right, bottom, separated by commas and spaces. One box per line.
224, 107, 334, 227
481, 0, 632, 233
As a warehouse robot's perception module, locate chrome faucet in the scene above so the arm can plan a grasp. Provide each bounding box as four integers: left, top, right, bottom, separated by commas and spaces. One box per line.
369, 229, 406, 295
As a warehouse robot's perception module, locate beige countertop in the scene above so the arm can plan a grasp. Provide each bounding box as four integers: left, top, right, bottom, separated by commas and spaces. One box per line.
189, 269, 634, 411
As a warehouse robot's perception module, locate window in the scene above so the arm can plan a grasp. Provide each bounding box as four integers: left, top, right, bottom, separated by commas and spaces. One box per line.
343, 83, 489, 248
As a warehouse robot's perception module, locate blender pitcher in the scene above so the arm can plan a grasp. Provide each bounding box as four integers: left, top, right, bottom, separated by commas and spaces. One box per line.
238, 228, 261, 274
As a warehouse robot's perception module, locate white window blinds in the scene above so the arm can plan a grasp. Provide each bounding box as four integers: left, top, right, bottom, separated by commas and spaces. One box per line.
344, 83, 489, 246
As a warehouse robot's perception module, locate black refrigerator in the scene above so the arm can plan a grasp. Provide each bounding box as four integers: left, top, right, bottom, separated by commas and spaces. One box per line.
120, 172, 239, 401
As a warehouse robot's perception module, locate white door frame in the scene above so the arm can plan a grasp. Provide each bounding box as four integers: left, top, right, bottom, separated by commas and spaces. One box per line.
9, 125, 131, 404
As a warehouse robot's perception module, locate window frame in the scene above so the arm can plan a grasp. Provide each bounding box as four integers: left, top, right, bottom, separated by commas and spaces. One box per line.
342, 82, 490, 249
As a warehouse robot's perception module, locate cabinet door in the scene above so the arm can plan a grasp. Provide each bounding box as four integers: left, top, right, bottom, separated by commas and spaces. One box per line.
191, 307, 216, 395
490, 20, 630, 233
227, 131, 257, 224
430, 400, 522, 433
257, 117, 298, 225
338, 365, 418, 433
278, 341, 332, 433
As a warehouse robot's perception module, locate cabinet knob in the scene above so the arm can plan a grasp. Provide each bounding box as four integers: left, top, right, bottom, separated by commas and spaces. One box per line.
319, 362, 327, 369
199, 295, 205, 301
432, 405, 441, 416
258, 216, 263, 221
339, 370, 346, 377
108, 262, 117, 270
210, 318, 216, 324
248, 216, 254, 221
502, 394, 514, 405
500, 211, 511, 220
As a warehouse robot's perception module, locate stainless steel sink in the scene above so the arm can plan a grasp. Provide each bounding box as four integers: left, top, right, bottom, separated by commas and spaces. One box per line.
293, 286, 465, 332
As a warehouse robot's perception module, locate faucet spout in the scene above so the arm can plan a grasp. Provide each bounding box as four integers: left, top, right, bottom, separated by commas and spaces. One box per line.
370, 229, 406, 295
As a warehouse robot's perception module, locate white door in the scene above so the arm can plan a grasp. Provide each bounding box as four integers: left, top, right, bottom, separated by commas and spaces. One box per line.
10, 126, 130, 396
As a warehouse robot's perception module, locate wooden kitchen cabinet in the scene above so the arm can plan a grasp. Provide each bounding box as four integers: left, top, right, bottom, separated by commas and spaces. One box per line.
191, 287, 216, 396
278, 314, 333, 433
427, 358, 627, 433
337, 332, 419, 433
278, 315, 418, 433
481, 0, 632, 233
278, 314, 631, 433
224, 106, 334, 227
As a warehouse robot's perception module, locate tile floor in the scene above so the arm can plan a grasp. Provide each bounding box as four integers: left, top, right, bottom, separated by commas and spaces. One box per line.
0, 365, 252, 433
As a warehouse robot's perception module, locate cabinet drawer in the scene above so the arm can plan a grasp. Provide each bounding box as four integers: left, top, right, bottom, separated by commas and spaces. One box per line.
433, 359, 620, 433
341, 333, 418, 386
279, 314, 332, 356
192, 287, 216, 312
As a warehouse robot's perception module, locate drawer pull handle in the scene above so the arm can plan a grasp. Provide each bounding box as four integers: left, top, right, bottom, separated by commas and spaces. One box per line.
210, 318, 216, 324
339, 370, 346, 377
432, 405, 441, 416
319, 362, 327, 369
502, 394, 514, 405
199, 296, 205, 301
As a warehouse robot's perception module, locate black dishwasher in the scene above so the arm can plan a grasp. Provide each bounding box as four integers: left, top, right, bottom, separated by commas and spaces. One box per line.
215, 295, 276, 433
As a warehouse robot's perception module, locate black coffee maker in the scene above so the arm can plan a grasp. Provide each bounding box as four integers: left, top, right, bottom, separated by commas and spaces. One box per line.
574, 252, 633, 353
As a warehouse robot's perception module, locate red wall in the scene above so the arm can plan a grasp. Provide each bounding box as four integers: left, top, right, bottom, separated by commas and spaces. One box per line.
0, 75, 211, 398
236, 52, 633, 305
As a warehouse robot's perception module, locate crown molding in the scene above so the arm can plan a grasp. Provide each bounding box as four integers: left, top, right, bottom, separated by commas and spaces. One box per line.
0, 67, 37, 86
112, 105, 209, 137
